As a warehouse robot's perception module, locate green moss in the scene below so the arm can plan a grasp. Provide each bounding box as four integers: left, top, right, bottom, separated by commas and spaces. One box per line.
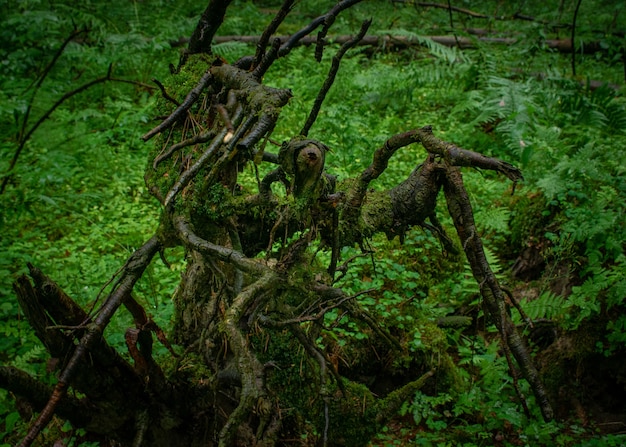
507, 192, 555, 255
144, 53, 214, 200
356, 190, 394, 241
322, 380, 380, 446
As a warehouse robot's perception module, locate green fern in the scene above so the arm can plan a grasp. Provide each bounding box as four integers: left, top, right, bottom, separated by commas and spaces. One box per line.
378, 29, 467, 64
211, 41, 251, 60
519, 291, 566, 322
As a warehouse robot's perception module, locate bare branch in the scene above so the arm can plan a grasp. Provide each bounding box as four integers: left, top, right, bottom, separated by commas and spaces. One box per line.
141, 70, 213, 142
278, 0, 365, 57
301, 19, 371, 136
20, 28, 86, 142
188, 0, 234, 54
253, 0, 296, 68
1, 65, 150, 194
442, 167, 553, 422
152, 78, 181, 106
417, 126, 523, 182
343, 130, 420, 219
174, 216, 270, 276
252, 37, 281, 80
18, 237, 161, 447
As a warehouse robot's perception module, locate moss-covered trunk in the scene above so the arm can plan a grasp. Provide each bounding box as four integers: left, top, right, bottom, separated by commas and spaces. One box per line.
3, 2, 554, 446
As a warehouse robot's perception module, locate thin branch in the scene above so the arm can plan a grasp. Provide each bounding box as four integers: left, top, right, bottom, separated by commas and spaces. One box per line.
446, 0, 461, 49
20, 28, 86, 142
393, 0, 567, 26
2, 65, 137, 194
2, 69, 153, 194
152, 129, 217, 170
301, 19, 371, 137
417, 126, 523, 182
18, 237, 161, 447
571, 0, 584, 77
141, 70, 213, 142
278, 0, 365, 58
252, 37, 281, 80
152, 78, 181, 106
253, 0, 295, 68
163, 127, 229, 206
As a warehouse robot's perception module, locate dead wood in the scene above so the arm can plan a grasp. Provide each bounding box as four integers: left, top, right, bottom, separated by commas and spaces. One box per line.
6, 2, 557, 446
211, 33, 606, 54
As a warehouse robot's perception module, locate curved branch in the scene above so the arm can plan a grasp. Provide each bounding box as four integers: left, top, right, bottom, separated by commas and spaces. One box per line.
442, 167, 553, 422
218, 273, 276, 447
302, 19, 371, 137
1, 66, 143, 194
151, 78, 181, 106
278, 0, 365, 57
253, 0, 295, 68
417, 125, 523, 182
341, 130, 421, 227
174, 216, 270, 276
20, 28, 86, 143
152, 129, 218, 170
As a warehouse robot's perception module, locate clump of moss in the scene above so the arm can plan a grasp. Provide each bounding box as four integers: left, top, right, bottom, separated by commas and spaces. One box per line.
144, 53, 215, 200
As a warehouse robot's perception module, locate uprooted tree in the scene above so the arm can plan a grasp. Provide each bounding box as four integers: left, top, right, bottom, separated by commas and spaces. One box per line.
2, 1, 554, 446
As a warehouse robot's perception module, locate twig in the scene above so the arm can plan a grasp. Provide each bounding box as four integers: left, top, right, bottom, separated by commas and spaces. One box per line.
446, 0, 461, 50
152, 129, 217, 170
163, 127, 228, 206
1, 67, 154, 194
252, 37, 281, 80
141, 71, 213, 142
20, 28, 86, 142
253, 0, 295, 68
152, 78, 181, 106
571, 0, 584, 77
407, 1, 490, 18
278, 0, 364, 58
301, 19, 371, 137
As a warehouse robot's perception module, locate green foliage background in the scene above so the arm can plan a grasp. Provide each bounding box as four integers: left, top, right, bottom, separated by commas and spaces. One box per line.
1, 0, 625, 445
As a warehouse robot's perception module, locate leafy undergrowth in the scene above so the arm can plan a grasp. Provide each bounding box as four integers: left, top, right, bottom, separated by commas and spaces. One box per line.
2, 0, 626, 445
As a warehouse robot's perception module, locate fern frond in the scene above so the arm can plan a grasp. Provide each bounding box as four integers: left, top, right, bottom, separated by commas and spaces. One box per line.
379, 29, 467, 64
520, 291, 566, 322
211, 41, 250, 59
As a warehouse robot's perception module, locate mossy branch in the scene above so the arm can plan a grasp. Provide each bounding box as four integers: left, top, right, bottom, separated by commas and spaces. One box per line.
442, 167, 553, 422
417, 125, 523, 182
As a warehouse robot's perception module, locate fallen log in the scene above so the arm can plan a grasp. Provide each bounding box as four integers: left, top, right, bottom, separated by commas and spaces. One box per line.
206, 34, 606, 55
